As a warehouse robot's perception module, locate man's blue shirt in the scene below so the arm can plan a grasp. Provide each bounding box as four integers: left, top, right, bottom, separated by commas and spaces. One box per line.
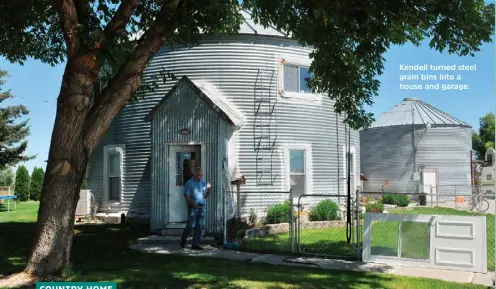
184, 178, 207, 205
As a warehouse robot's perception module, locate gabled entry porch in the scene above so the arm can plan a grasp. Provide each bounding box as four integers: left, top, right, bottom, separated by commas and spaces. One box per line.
145, 76, 244, 235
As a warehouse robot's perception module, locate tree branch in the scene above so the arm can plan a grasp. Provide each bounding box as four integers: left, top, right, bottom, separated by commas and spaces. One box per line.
104, 0, 141, 39
82, 0, 184, 152
55, 0, 80, 58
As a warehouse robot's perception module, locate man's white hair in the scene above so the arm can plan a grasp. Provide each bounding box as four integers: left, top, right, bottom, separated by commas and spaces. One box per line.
194, 167, 203, 175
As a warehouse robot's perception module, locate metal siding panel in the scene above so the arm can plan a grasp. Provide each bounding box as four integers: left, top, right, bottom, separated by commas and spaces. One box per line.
360, 126, 471, 194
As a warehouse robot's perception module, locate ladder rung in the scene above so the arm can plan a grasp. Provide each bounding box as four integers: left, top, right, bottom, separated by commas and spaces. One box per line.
255, 99, 271, 103
255, 112, 274, 116
254, 124, 271, 127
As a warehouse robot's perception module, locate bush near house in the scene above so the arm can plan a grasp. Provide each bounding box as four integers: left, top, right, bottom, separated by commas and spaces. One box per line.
382, 194, 410, 207
226, 217, 250, 241
366, 203, 384, 213
309, 200, 339, 221
265, 201, 292, 224
30, 167, 44, 201
14, 165, 30, 201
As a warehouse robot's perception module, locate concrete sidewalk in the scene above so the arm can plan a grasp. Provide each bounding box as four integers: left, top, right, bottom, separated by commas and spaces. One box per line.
130, 242, 494, 287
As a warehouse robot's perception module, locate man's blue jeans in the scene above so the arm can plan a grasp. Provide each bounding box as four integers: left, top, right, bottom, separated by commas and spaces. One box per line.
181, 205, 205, 246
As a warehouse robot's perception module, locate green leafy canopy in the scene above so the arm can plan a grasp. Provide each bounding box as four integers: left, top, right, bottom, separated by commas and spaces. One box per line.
0, 0, 494, 129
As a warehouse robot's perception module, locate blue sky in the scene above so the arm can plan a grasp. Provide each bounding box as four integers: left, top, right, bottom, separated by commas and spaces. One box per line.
0, 39, 494, 174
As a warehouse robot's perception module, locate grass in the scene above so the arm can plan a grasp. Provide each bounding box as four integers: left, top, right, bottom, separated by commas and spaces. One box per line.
242, 207, 495, 270
0, 202, 488, 289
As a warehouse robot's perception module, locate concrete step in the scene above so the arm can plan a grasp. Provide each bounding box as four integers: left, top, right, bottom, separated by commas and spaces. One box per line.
160, 228, 183, 236
137, 235, 214, 245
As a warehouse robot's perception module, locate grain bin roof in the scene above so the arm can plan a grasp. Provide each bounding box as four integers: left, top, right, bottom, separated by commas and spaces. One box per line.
370, 97, 471, 128
238, 10, 287, 37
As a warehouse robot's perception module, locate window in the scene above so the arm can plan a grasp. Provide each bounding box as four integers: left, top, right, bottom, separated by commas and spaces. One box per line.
285, 144, 312, 197
487, 174, 493, 181
104, 145, 124, 202
283, 64, 312, 93
108, 153, 121, 201
290, 150, 305, 196
175, 151, 197, 186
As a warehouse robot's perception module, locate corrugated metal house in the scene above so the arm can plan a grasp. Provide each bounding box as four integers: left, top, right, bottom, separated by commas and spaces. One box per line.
360, 97, 472, 196
86, 11, 360, 234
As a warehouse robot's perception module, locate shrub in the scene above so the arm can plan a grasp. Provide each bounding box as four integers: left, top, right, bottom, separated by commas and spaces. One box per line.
227, 217, 250, 241
366, 203, 384, 213
309, 200, 339, 221
382, 194, 410, 207
30, 167, 44, 201
14, 165, 30, 201
265, 201, 292, 224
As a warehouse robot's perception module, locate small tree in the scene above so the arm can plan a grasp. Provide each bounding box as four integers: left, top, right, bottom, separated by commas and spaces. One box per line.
14, 165, 30, 201
0, 70, 34, 168
30, 167, 44, 201
0, 167, 15, 188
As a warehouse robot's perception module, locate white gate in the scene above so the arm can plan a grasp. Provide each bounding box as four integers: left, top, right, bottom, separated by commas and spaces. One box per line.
362, 213, 487, 273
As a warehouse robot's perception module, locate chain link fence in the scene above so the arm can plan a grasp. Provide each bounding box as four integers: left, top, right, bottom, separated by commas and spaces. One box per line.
222, 190, 361, 260
295, 193, 360, 260
222, 190, 293, 254
361, 187, 495, 271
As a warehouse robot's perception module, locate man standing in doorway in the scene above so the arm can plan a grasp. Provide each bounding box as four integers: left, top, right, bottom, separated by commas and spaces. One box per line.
180, 167, 211, 250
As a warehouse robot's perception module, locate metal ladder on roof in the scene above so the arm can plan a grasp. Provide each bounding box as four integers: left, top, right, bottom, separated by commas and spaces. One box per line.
253, 69, 277, 186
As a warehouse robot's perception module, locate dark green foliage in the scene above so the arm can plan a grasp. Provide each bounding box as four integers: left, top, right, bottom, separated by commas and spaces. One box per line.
226, 217, 250, 241
472, 113, 495, 161
30, 167, 44, 201
0, 1, 492, 130
14, 165, 30, 201
0, 70, 34, 168
382, 194, 410, 207
366, 203, 384, 213
309, 200, 339, 221
265, 201, 292, 224
245, 0, 494, 129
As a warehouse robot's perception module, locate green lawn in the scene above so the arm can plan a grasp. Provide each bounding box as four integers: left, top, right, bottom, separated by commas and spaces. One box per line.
242, 207, 495, 270
0, 202, 488, 289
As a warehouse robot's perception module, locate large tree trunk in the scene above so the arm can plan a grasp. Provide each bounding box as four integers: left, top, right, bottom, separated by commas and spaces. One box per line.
24, 57, 96, 277
21, 0, 182, 278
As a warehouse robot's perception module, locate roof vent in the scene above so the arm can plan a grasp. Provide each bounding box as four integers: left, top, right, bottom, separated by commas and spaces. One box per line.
404, 97, 419, 101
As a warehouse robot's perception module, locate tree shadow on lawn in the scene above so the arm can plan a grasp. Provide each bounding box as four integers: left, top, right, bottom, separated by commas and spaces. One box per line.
0, 222, 394, 289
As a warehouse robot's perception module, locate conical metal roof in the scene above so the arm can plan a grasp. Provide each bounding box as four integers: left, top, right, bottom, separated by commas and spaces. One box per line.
238, 10, 287, 37
370, 97, 471, 128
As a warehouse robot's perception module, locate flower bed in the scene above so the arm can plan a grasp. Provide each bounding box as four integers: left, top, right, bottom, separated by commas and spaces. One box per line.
245, 220, 346, 239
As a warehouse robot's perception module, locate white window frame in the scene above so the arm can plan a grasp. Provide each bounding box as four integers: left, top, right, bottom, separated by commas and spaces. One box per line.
103, 145, 124, 204
278, 55, 321, 102
284, 143, 313, 196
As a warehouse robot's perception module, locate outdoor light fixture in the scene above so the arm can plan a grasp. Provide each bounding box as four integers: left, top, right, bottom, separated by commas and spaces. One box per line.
426, 122, 431, 129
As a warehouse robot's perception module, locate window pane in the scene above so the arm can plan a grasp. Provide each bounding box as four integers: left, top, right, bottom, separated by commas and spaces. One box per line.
487, 174, 492, 181
109, 153, 120, 177
290, 175, 305, 196
283, 64, 299, 92
290, 150, 305, 173
299, 67, 312, 93
109, 177, 120, 201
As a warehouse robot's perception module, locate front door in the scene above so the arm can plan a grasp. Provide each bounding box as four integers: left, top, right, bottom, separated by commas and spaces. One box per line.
168, 145, 201, 223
